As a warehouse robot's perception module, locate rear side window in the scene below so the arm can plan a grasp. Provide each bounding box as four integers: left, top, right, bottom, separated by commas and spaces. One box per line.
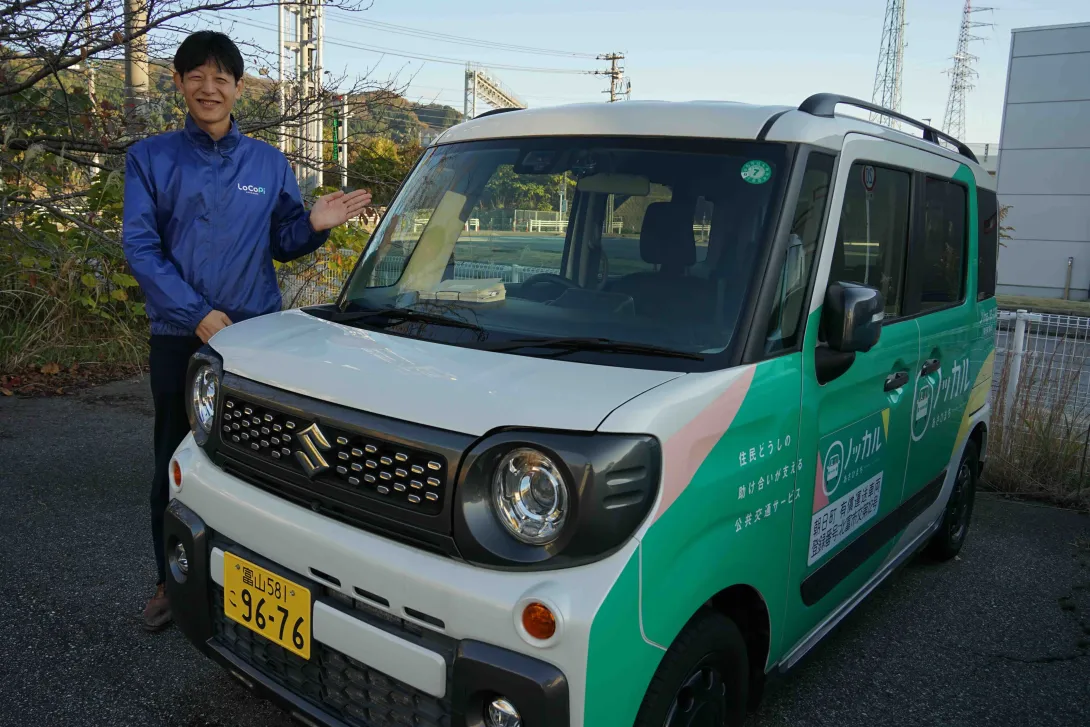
977, 188, 998, 300
829, 163, 911, 317
919, 178, 967, 309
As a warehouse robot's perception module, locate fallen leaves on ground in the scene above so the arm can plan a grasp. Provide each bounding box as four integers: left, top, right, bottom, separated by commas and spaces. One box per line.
1, 362, 146, 398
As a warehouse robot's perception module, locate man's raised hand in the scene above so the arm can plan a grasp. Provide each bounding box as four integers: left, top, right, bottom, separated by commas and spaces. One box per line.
309, 189, 373, 232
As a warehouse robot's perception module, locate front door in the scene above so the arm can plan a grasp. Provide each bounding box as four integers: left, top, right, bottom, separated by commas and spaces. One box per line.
783, 135, 923, 649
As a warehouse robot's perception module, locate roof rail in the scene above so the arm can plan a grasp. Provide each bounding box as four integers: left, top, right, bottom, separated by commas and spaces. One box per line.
473, 107, 523, 120
797, 93, 979, 164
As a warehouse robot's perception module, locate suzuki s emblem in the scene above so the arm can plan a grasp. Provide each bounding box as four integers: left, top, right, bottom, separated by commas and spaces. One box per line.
295, 423, 331, 477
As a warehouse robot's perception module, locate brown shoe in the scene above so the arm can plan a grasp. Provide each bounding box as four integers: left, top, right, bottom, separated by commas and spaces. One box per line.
143, 583, 172, 632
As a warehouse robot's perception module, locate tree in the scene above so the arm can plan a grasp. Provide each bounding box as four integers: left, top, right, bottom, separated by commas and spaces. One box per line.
346, 136, 420, 207
0, 0, 407, 371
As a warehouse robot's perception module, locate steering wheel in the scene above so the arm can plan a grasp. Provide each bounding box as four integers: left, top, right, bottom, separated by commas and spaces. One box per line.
520, 273, 581, 296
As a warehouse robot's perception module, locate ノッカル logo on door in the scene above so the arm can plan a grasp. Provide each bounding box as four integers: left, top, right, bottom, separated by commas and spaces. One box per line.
237, 183, 266, 196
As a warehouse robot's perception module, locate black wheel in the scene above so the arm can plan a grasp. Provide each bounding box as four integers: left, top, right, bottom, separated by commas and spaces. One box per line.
634, 610, 748, 727
926, 440, 978, 561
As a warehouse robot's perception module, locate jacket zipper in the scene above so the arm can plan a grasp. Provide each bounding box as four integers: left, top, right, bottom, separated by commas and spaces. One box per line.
212, 141, 220, 240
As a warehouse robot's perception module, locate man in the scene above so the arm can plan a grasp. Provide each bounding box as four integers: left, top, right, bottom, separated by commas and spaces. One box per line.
123, 31, 371, 631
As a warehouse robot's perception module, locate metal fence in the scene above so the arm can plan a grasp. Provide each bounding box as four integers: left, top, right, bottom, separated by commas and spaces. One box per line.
993, 309, 1090, 417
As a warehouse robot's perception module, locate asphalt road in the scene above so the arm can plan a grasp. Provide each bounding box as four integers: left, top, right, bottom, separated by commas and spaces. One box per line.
1, 378, 1088, 727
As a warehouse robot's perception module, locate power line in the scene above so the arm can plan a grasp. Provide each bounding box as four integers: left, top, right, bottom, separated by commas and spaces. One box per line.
404, 84, 595, 103
325, 11, 598, 60
228, 15, 594, 75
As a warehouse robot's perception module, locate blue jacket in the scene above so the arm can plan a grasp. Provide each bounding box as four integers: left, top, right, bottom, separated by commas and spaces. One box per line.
123, 115, 330, 336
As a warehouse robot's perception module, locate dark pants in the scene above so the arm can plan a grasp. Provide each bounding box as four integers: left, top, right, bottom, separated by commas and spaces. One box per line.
149, 334, 203, 585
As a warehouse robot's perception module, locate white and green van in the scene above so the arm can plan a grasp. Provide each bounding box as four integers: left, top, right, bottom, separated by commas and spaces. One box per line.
166, 94, 1000, 727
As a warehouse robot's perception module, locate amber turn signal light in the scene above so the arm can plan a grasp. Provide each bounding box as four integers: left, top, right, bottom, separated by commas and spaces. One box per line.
521, 602, 556, 641
171, 460, 182, 487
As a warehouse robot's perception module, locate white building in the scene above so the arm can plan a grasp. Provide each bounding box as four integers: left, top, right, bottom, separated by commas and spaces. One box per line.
996, 21, 1090, 299
965, 143, 999, 176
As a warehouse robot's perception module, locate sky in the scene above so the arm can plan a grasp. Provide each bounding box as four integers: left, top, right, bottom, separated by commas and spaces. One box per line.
203, 0, 1089, 143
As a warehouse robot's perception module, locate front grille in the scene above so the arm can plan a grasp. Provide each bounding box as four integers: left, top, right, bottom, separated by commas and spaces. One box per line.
213, 588, 452, 727
219, 394, 447, 516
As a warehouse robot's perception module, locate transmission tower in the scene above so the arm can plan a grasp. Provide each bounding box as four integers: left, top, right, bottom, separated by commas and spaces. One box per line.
463, 64, 526, 119
870, 0, 907, 128
279, 0, 325, 193
595, 53, 630, 102
941, 0, 993, 141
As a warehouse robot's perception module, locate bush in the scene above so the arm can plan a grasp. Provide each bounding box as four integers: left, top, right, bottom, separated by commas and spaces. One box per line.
1, 172, 148, 372
986, 338, 1090, 511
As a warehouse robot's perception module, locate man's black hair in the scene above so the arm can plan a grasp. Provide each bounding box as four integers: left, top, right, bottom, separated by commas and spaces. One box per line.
174, 31, 244, 83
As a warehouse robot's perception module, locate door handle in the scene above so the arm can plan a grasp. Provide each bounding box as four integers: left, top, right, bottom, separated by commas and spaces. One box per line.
920, 359, 941, 377
885, 370, 909, 391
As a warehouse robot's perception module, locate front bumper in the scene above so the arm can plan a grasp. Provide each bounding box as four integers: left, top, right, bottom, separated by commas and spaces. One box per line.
165, 497, 570, 727
165, 435, 642, 726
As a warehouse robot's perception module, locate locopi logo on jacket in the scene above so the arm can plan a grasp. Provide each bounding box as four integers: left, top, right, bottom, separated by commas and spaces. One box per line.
237, 183, 266, 196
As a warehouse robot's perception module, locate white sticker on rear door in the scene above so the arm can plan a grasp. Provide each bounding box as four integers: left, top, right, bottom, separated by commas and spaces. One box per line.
807, 472, 883, 565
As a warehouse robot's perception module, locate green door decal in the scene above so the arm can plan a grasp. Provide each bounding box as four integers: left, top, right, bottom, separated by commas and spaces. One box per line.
809, 408, 888, 565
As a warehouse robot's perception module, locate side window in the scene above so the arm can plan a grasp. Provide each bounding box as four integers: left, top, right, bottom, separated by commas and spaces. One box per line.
918, 177, 968, 309
830, 163, 911, 317
977, 188, 998, 300
765, 152, 834, 353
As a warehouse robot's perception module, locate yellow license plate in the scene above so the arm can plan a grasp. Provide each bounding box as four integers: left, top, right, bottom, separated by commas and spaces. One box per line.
223, 552, 312, 660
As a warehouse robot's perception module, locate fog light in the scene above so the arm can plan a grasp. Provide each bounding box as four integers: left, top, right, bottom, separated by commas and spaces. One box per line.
174, 542, 188, 575
486, 698, 521, 727
522, 602, 557, 641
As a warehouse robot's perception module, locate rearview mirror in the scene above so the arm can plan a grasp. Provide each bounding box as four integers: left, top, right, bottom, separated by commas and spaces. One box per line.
824, 282, 883, 353
576, 173, 651, 196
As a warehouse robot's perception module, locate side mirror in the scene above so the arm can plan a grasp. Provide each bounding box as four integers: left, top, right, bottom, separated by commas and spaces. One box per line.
824, 282, 884, 353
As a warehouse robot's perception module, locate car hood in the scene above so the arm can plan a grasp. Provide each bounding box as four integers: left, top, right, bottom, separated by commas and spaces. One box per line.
209, 310, 684, 437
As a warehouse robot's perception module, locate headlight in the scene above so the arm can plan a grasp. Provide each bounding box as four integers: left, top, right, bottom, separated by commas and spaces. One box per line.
455, 431, 661, 569
492, 448, 569, 545
190, 364, 219, 434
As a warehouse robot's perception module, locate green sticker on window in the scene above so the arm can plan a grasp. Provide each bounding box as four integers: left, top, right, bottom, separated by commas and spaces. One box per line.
741, 160, 772, 185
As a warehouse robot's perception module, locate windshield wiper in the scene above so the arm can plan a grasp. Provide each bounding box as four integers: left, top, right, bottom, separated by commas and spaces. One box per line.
478, 336, 704, 360
330, 307, 484, 333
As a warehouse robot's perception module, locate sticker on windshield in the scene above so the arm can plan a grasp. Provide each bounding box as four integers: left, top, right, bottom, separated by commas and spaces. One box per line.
740, 160, 772, 185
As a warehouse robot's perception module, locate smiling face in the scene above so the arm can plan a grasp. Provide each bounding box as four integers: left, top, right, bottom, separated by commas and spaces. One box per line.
174, 60, 243, 134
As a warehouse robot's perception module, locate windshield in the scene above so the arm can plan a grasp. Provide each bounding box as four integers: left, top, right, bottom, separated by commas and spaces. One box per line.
339, 136, 789, 368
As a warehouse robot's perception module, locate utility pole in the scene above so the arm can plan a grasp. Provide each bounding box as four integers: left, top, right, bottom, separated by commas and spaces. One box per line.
123, 0, 149, 134
941, 0, 994, 141
870, 0, 907, 128
279, 0, 324, 192
82, 0, 100, 172
595, 53, 630, 102
331, 95, 349, 189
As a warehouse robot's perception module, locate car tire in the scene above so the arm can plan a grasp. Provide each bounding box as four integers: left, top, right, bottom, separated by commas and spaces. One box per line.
926, 440, 979, 561
634, 609, 749, 727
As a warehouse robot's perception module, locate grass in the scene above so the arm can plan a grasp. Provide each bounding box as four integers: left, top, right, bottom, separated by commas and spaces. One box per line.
0, 270, 147, 375
985, 335, 1090, 512
998, 295, 1090, 316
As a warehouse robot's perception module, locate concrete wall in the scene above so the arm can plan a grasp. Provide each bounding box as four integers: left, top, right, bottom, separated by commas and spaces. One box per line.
996, 22, 1090, 300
